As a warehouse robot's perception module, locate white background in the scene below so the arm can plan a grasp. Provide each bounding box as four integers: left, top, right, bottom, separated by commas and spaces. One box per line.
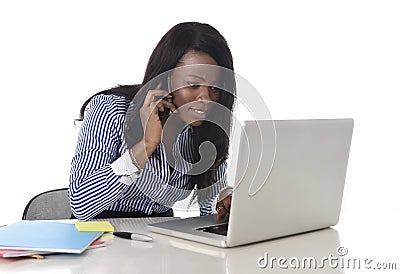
0, 0, 399, 256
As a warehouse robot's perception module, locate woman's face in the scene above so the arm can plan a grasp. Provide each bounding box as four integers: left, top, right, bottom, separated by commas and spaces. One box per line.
170, 50, 220, 127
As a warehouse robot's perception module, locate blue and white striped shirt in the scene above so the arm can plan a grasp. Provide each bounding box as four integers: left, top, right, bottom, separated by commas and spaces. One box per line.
69, 94, 227, 221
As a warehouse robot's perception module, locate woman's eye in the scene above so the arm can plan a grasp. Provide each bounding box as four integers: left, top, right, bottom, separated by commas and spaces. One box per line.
186, 82, 201, 89
209, 86, 221, 94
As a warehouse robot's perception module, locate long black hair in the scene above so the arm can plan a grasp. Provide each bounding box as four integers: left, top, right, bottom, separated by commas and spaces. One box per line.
78, 22, 235, 190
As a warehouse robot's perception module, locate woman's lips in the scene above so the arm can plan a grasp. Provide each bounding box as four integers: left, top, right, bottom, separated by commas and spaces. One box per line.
189, 107, 207, 118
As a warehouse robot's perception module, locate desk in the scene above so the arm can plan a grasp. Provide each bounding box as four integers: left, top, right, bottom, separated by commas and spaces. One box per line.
1, 217, 398, 274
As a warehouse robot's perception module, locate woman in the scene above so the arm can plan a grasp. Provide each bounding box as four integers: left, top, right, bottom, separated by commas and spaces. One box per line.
69, 22, 234, 221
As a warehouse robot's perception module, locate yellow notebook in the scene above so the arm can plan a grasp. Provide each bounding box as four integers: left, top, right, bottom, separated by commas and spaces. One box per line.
75, 221, 114, 232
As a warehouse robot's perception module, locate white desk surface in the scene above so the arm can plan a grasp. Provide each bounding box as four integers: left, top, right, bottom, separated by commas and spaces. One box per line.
1, 215, 398, 274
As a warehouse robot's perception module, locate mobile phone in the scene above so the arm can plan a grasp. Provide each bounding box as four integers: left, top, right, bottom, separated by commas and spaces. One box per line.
158, 96, 173, 117
158, 73, 174, 117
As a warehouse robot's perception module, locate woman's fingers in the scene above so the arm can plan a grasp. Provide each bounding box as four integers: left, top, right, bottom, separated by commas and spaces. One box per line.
216, 196, 231, 221
145, 92, 167, 108
143, 87, 169, 107
159, 100, 177, 113
219, 195, 232, 212
216, 202, 226, 220
222, 195, 231, 211
138, 82, 176, 151
149, 96, 175, 116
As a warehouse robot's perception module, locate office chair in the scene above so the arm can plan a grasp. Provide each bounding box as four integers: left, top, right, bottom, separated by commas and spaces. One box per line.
22, 188, 72, 220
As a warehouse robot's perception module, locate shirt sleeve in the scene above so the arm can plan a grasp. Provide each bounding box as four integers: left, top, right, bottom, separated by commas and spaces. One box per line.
69, 95, 134, 221
111, 150, 142, 181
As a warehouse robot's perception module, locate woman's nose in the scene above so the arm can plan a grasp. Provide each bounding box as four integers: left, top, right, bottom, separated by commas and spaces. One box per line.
197, 86, 211, 101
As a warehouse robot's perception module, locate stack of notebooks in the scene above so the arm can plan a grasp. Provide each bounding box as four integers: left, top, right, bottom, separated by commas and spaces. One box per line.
0, 221, 112, 258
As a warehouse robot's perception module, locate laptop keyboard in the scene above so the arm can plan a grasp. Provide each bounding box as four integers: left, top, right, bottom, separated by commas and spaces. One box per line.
196, 223, 228, 236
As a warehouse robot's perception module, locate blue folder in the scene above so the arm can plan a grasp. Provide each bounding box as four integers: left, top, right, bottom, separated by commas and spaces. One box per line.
0, 221, 102, 254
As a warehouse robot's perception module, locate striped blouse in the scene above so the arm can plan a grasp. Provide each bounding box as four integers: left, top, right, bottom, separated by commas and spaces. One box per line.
69, 94, 227, 221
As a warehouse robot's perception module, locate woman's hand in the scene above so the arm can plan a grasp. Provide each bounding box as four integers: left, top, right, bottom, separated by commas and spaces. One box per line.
216, 195, 232, 220
139, 83, 176, 152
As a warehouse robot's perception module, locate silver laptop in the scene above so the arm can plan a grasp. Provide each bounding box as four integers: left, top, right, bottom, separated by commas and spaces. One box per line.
147, 119, 354, 247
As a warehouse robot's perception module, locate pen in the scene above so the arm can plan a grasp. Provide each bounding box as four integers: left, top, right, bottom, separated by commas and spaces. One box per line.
113, 232, 153, 242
